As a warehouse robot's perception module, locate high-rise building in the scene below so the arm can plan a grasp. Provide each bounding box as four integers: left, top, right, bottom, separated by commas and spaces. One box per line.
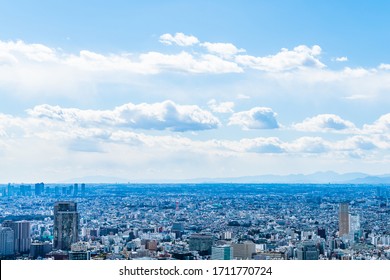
53, 201, 79, 251
339, 203, 349, 237
2, 221, 31, 254
296, 241, 319, 260
188, 234, 214, 255
0, 227, 15, 258
73, 184, 78, 196
81, 183, 86, 196
211, 245, 233, 260
349, 214, 360, 234
35, 183, 44, 196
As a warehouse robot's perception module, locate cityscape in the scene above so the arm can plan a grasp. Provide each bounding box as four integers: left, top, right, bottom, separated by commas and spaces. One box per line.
1, 1, 390, 268
1, 182, 389, 260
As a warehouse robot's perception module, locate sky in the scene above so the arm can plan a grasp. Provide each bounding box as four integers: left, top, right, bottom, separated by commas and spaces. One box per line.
1, 0, 390, 182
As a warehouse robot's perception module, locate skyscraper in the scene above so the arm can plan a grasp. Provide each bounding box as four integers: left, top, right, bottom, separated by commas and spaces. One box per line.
53, 201, 79, 251
2, 220, 30, 254
339, 203, 349, 237
0, 227, 15, 258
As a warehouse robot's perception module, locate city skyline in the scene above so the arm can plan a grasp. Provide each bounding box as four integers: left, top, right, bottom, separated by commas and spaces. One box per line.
1, 1, 390, 182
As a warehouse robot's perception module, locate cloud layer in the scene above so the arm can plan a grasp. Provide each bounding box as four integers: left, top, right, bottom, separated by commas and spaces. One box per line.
293, 114, 357, 133
27, 101, 221, 132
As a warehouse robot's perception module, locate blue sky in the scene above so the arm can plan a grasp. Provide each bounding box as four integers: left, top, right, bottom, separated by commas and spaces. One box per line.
1, 1, 390, 182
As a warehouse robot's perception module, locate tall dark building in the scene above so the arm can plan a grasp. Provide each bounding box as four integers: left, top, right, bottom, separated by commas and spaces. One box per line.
2, 221, 30, 254
296, 241, 319, 260
189, 233, 214, 255
339, 203, 349, 237
53, 201, 79, 251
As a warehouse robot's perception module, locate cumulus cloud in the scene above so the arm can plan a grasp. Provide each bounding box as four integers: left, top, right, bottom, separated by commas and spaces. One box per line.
207, 99, 235, 113
293, 114, 357, 133
235, 45, 325, 71
238, 137, 284, 153
363, 113, 390, 133
336, 135, 378, 151
159, 32, 199, 46
200, 42, 245, 57
287, 137, 329, 153
0, 39, 57, 63
27, 101, 221, 132
228, 107, 280, 129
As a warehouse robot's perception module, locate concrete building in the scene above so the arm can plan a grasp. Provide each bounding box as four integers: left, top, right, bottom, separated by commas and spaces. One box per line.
29, 241, 52, 259
296, 241, 319, 260
232, 241, 256, 260
2, 220, 30, 254
0, 227, 15, 258
53, 201, 79, 251
189, 234, 214, 255
339, 203, 349, 237
211, 244, 233, 260
69, 241, 90, 260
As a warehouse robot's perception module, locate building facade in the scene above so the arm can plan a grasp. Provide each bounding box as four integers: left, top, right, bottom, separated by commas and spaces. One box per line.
339, 203, 349, 237
0, 227, 15, 258
53, 201, 79, 251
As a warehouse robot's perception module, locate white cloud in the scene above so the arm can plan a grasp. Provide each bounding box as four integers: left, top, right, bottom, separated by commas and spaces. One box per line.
235, 45, 325, 71
286, 137, 329, 154
335, 56, 348, 62
200, 42, 245, 57
159, 32, 199, 46
27, 101, 221, 132
293, 114, 357, 133
336, 135, 378, 151
228, 107, 280, 129
0, 39, 57, 63
238, 137, 284, 153
139, 51, 243, 73
207, 99, 235, 113
379, 63, 390, 70
237, 94, 250, 99
363, 113, 390, 133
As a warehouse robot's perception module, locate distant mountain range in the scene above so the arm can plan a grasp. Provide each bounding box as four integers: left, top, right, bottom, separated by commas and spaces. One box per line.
182, 171, 390, 184
61, 171, 390, 184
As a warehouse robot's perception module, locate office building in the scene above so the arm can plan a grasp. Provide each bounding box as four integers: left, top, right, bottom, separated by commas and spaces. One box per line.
339, 203, 349, 237
189, 234, 214, 255
29, 241, 52, 259
0, 227, 15, 258
211, 244, 233, 260
35, 183, 44, 196
232, 241, 256, 260
349, 214, 360, 233
2, 220, 30, 254
296, 241, 319, 260
53, 201, 79, 251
